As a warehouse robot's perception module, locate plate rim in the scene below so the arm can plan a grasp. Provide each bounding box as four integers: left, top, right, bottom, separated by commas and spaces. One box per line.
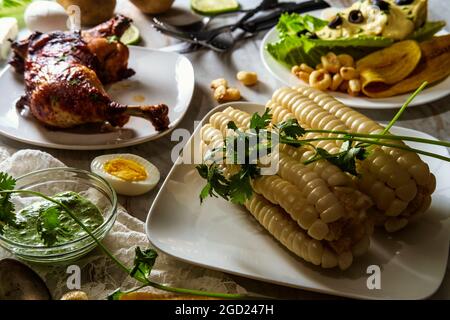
0, 47, 195, 150
145, 102, 450, 300
259, 14, 450, 109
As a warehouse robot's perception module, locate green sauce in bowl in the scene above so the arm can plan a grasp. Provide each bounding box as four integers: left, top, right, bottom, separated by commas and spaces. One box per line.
2, 191, 104, 247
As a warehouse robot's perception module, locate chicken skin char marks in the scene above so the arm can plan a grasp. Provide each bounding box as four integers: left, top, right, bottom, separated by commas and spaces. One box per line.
9, 15, 170, 132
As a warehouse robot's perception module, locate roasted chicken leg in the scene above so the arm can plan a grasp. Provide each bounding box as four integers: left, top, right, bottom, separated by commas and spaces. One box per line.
9, 15, 169, 131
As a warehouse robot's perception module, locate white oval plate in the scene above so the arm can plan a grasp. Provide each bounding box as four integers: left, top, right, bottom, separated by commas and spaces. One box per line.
146, 102, 450, 300
260, 9, 450, 109
0, 46, 194, 150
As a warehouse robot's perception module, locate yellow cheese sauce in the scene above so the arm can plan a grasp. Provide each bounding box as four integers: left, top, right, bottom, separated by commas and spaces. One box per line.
317, 0, 427, 41
104, 158, 148, 181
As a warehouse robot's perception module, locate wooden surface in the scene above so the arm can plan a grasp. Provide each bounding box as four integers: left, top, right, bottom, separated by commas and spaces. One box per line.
0, 0, 449, 299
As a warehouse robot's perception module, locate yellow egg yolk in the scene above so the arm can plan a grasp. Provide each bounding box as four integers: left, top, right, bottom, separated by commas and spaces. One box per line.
103, 158, 148, 181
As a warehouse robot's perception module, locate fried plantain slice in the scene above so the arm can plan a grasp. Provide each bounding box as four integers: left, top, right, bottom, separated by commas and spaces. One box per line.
359, 35, 450, 98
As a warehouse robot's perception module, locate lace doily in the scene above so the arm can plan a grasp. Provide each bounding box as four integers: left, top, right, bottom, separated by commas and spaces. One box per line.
0, 148, 246, 300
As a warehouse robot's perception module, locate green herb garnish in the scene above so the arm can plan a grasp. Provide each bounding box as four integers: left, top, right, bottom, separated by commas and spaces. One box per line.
36, 207, 71, 246
197, 163, 231, 203
129, 247, 158, 283
249, 108, 272, 132
304, 141, 368, 176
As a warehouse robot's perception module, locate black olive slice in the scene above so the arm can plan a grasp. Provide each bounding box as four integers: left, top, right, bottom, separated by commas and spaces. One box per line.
328, 15, 343, 29
395, 0, 414, 5
348, 10, 364, 24
372, 0, 390, 11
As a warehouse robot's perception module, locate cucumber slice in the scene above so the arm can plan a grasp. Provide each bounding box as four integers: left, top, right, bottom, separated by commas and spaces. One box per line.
191, 0, 240, 15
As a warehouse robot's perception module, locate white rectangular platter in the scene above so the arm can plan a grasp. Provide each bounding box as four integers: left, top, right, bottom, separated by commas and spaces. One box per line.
146, 102, 450, 299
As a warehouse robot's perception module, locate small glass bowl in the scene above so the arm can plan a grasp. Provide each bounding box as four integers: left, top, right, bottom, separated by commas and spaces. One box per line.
0, 167, 118, 264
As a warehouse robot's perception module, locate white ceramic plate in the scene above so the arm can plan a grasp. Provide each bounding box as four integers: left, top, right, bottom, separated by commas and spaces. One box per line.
146, 102, 450, 300
0, 46, 194, 150
260, 9, 450, 109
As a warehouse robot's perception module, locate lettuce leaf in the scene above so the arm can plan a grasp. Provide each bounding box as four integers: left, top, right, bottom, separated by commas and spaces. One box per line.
267, 13, 393, 67
276, 13, 328, 38
267, 35, 393, 68
408, 21, 446, 42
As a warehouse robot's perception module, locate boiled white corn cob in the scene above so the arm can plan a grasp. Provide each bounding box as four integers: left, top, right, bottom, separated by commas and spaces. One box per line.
271, 87, 426, 228
272, 88, 348, 146
295, 86, 436, 210
200, 124, 224, 160
221, 107, 251, 129
245, 194, 351, 269
268, 101, 354, 187
295, 86, 435, 193
252, 175, 328, 240
209, 112, 235, 136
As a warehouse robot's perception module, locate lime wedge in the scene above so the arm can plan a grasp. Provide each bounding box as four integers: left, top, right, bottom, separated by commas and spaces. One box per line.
191, 0, 240, 15
120, 24, 140, 45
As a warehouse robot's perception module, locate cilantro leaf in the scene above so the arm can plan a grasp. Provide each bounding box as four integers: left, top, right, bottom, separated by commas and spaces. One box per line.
196, 163, 209, 179
199, 183, 212, 202
304, 141, 368, 176
0, 172, 17, 231
36, 207, 70, 246
250, 109, 272, 132
228, 174, 252, 205
130, 247, 158, 282
276, 118, 306, 146
196, 164, 230, 203
228, 164, 259, 205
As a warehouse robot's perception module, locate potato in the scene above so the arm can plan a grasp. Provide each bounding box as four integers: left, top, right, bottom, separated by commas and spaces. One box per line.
57, 0, 116, 26
129, 0, 174, 14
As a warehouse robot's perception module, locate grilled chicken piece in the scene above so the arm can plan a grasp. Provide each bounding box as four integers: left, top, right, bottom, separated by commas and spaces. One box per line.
9, 15, 169, 131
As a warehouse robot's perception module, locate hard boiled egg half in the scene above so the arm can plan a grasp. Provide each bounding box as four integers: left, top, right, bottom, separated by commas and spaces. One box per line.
91, 154, 160, 196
